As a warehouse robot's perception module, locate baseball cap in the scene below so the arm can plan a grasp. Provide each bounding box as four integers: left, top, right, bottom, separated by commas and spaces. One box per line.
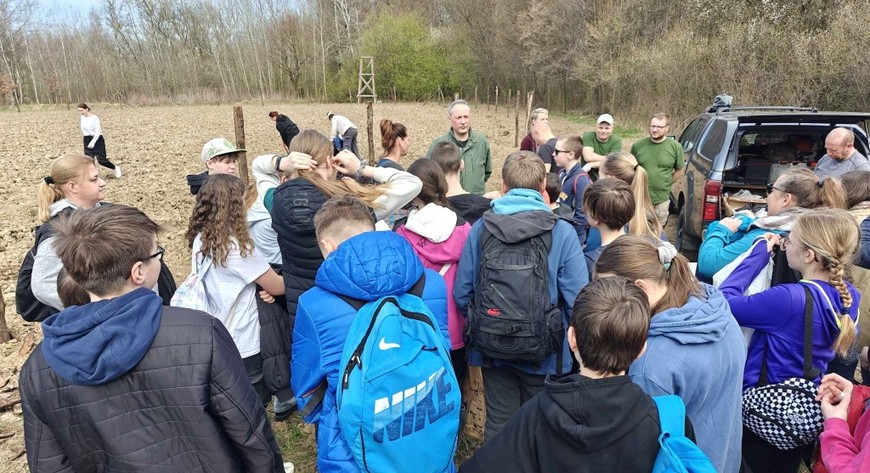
201, 138, 245, 163
597, 114, 614, 125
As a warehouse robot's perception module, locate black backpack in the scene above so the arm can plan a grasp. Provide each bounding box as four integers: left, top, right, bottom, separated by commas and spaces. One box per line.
16, 222, 59, 322
16, 210, 178, 322
465, 226, 564, 363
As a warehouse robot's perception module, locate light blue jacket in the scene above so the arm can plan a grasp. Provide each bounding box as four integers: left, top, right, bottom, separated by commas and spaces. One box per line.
697, 219, 776, 279
629, 284, 745, 473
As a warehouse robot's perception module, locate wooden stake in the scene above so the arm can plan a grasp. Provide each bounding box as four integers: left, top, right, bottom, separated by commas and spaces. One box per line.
515, 93, 520, 147
474, 86, 478, 103
525, 91, 534, 132
366, 101, 375, 163
507, 89, 512, 118
0, 287, 10, 343
454, 92, 459, 101
495, 85, 499, 114
233, 105, 249, 187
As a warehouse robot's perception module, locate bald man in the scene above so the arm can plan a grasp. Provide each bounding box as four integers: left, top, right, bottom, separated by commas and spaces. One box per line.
815, 127, 870, 179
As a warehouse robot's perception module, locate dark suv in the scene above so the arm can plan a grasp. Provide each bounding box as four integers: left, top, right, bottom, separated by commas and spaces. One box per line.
671, 98, 870, 251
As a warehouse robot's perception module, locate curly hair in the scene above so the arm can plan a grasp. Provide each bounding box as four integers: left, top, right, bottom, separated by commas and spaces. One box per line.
186, 174, 254, 267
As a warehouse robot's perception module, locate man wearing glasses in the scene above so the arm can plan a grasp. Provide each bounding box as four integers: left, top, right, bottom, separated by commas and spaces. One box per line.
631, 113, 685, 226
815, 127, 870, 179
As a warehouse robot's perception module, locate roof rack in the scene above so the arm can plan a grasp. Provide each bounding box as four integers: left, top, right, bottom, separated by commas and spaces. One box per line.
716, 106, 818, 115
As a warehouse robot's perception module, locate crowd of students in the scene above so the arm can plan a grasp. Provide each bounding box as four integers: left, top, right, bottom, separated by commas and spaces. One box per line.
14, 100, 870, 473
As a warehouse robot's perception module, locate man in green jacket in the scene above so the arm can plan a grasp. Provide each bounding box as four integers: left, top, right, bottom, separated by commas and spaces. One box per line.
426, 99, 492, 196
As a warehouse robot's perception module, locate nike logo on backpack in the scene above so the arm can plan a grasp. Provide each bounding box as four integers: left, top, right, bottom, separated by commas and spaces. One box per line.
379, 338, 400, 350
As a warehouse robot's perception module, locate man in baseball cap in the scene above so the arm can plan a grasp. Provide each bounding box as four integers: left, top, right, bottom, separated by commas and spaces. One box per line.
185, 138, 246, 195
581, 114, 623, 179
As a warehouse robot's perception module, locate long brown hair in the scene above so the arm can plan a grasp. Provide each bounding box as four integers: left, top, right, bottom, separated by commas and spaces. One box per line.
595, 235, 702, 315
380, 119, 407, 154
601, 151, 661, 241
778, 168, 847, 210
186, 174, 254, 267
789, 209, 860, 355
38, 154, 96, 222
407, 159, 450, 207
290, 130, 388, 209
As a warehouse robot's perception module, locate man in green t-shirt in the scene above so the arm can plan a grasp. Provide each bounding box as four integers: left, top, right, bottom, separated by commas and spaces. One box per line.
630, 113, 684, 226
425, 99, 492, 196
581, 114, 623, 180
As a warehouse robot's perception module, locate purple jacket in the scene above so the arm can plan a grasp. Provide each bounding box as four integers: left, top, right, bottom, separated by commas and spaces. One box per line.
720, 241, 861, 389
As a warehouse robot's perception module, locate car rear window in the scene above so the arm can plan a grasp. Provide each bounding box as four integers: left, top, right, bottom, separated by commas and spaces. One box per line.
699, 120, 728, 160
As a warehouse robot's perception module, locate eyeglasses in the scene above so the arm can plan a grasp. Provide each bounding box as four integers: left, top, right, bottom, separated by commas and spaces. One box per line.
147, 245, 165, 262
553, 149, 570, 156
766, 183, 783, 195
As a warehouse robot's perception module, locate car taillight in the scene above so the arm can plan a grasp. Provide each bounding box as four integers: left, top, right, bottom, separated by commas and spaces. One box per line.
703, 180, 721, 221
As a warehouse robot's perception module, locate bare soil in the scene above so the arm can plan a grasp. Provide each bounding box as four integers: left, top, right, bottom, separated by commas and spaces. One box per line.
0, 101, 628, 472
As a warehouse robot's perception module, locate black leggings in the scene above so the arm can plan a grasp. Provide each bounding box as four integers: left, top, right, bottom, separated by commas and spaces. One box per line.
83, 136, 116, 170
741, 427, 813, 473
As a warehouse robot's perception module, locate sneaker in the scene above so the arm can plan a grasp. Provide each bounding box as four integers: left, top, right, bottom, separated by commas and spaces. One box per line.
113, 166, 122, 178
283, 462, 295, 473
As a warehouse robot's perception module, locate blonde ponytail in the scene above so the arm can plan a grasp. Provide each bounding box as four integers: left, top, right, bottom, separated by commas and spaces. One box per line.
38, 154, 95, 223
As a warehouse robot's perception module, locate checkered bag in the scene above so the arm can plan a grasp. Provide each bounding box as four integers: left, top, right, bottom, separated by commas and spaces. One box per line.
741, 285, 823, 450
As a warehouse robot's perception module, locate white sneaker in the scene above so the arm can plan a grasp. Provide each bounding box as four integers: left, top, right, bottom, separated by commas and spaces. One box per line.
283, 462, 295, 473
113, 166, 122, 178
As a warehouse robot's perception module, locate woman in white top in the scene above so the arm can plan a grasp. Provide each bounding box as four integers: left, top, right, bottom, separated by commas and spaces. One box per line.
78, 103, 120, 178
185, 173, 285, 404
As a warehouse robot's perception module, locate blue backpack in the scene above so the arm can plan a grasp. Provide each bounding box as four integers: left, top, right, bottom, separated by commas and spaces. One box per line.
335, 275, 460, 473
652, 395, 717, 473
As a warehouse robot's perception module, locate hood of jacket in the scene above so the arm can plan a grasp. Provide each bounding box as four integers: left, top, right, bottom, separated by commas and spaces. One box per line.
49, 198, 104, 218
483, 189, 557, 244
541, 374, 656, 450
41, 288, 163, 386
315, 231, 424, 301
185, 171, 209, 195
396, 211, 471, 266
404, 203, 460, 244
648, 283, 733, 344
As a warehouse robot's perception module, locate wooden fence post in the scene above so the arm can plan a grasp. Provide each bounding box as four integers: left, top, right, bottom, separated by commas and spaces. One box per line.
515, 93, 520, 147
366, 101, 375, 163
507, 89, 512, 118
474, 86, 478, 104
233, 105, 249, 187
0, 288, 10, 343
525, 91, 535, 132
495, 85, 499, 114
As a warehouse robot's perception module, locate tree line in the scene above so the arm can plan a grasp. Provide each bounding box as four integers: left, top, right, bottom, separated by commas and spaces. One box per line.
1, 0, 869, 124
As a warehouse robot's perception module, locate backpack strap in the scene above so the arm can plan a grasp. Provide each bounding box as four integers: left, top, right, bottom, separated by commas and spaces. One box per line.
299, 381, 327, 418
758, 284, 819, 386
438, 264, 452, 276
653, 394, 686, 437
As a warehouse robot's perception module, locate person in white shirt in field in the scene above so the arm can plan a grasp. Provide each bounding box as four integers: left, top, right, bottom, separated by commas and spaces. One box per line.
78, 103, 121, 178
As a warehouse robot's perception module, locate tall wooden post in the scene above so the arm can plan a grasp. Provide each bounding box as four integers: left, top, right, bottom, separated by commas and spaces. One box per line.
525, 91, 535, 131
233, 106, 249, 186
454, 92, 459, 101
507, 89, 512, 118
515, 94, 520, 147
0, 287, 10, 343
366, 101, 375, 163
495, 86, 499, 114
474, 86, 478, 104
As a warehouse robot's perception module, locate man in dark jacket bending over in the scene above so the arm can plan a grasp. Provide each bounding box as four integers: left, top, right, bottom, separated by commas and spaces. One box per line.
19, 205, 286, 473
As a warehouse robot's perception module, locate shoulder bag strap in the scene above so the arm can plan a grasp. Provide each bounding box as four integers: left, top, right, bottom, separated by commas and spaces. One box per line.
800, 285, 821, 380
438, 263, 452, 276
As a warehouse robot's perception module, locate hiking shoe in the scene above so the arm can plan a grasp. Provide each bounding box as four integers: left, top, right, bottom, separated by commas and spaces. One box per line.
283, 462, 295, 473
113, 166, 122, 178
274, 396, 297, 421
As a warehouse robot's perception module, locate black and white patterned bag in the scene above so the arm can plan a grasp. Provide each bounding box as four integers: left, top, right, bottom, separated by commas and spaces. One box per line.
741, 285, 823, 450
